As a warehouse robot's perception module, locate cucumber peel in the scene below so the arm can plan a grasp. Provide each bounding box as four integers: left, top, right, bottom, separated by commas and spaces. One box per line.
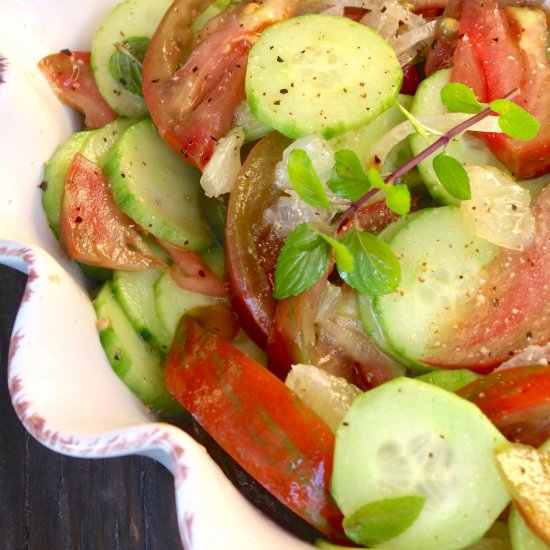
246, 14, 402, 139
332, 377, 510, 550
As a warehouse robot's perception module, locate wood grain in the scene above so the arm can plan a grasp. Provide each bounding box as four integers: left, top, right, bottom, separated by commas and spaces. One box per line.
0, 264, 183, 550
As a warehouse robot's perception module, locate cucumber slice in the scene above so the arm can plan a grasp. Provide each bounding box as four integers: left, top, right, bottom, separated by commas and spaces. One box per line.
332, 377, 510, 550
374, 207, 500, 366
94, 282, 181, 416
42, 118, 138, 238
409, 69, 507, 205
105, 119, 213, 250
91, 0, 172, 116
154, 271, 221, 339
246, 14, 402, 139
112, 268, 171, 352
416, 369, 482, 393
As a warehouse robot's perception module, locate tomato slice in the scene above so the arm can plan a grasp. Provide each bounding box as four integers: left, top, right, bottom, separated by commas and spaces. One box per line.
38, 51, 117, 129
451, 1, 550, 178
142, 0, 298, 170
423, 185, 550, 371
225, 133, 290, 346
60, 153, 164, 270
459, 366, 550, 447
165, 318, 346, 542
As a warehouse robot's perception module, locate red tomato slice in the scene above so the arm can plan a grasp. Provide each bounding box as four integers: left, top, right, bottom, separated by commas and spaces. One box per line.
459, 366, 550, 446
451, 1, 550, 178
142, 0, 298, 170
423, 185, 550, 372
159, 240, 228, 297
60, 153, 164, 270
38, 51, 117, 129
225, 133, 290, 346
165, 318, 346, 542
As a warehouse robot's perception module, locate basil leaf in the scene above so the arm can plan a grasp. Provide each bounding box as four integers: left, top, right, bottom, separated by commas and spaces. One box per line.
385, 184, 411, 216
338, 229, 401, 296
288, 149, 331, 209
432, 154, 471, 200
440, 83, 483, 114
343, 495, 425, 547
316, 232, 354, 273
490, 99, 540, 141
328, 149, 370, 201
274, 223, 331, 299
108, 36, 150, 97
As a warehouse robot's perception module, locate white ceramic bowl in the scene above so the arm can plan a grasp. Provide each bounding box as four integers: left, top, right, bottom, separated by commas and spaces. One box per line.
0, 2, 312, 548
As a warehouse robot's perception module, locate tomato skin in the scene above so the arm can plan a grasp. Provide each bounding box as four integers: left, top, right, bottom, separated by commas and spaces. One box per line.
142, 0, 298, 170
451, 1, 550, 178
459, 366, 550, 446
225, 133, 290, 346
165, 318, 346, 542
60, 153, 164, 270
38, 51, 117, 129
423, 185, 550, 371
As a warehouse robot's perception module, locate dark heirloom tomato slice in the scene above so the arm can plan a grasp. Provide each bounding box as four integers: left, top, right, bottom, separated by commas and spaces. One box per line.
459, 366, 550, 446
225, 132, 291, 346
38, 51, 117, 129
423, 185, 550, 372
60, 153, 164, 270
451, 1, 550, 178
142, 0, 298, 170
165, 318, 346, 542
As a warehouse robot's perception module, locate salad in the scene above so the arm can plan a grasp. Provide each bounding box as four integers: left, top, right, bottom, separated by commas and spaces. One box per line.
37, 0, 550, 548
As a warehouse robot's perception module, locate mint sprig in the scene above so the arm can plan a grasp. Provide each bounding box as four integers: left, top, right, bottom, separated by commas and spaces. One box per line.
432, 154, 471, 200
273, 223, 331, 299
338, 229, 401, 296
328, 149, 372, 201
440, 82, 483, 115
288, 148, 331, 209
342, 495, 425, 547
489, 98, 539, 141
108, 36, 150, 97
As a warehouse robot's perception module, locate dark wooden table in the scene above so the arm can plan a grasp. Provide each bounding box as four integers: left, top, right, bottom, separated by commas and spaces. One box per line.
0, 264, 183, 550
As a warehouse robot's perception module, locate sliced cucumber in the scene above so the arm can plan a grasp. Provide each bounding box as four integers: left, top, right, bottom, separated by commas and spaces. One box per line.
409, 69, 507, 205
42, 117, 138, 238
332, 377, 510, 550
374, 207, 500, 367
416, 369, 482, 393
154, 271, 221, 339
91, 0, 172, 116
191, 0, 231, 38
105, 119, 213, 250
94, 282, 181, 416
112, 267, 171, 352
246, 14, 402, 139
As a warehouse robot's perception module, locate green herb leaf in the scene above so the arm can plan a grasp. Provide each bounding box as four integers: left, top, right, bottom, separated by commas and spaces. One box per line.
316, 232, 354, 273
440, 83, 483, 114
343, 495, 425, 547
328, 150, 370, 201
338, 229, 401, 296
108, 36, 150, 97
385, 184, 411, 216
367, 167, 386, 190
288, 149, 331, 209
274, 223, 331, 299
432, 154, 471, 200
490, 99, 540, 141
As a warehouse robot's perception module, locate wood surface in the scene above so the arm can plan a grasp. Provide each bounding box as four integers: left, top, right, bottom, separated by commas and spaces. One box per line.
0, 264, 183, 550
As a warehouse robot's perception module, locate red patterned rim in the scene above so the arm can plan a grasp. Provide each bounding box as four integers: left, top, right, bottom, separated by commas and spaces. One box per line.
0, 56, 6, 85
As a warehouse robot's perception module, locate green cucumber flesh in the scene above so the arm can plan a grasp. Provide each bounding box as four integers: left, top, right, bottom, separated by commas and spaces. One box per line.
374, 206, 500, 366
42, 117, 138, 239
415, 369, 482, 393
91, 0, 172, 116
154, 271, 221, 340
246, 14, 402, 140
93, 282, 181, 416
409, 69, 507, 205
105, 119, 213, 250
113, 268, 171, 352
332, 377, 510, 550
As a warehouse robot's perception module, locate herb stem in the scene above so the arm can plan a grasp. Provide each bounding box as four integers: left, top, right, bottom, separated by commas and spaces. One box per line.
336, 87, 519, 231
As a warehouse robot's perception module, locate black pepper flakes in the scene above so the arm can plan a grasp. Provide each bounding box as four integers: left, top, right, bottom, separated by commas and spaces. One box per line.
38, 181, 48, 191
